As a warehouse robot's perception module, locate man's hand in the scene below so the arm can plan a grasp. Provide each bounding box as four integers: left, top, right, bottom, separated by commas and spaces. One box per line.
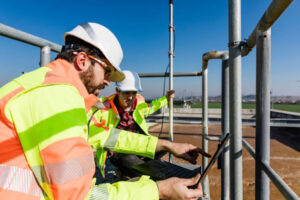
166, 90, 175, 102
156, 140, 210, 164
157, 174, 203, 200
168, 142, 211, 164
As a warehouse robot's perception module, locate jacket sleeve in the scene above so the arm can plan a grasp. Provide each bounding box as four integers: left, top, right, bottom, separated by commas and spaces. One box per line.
138, 96, 168, 118
89, 176, 159, 200
88, 124, 158, 159
7, 85, 95, 199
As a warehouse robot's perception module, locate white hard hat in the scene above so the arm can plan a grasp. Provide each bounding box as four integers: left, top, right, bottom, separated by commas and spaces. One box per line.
65, 22, 125, 82
115, 70, 142, 92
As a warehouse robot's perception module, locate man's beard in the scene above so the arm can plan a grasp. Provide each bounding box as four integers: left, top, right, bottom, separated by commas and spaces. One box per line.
79, 64, 100, 95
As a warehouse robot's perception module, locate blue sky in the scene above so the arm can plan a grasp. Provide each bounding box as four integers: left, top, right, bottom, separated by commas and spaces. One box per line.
0, 0, 299, 99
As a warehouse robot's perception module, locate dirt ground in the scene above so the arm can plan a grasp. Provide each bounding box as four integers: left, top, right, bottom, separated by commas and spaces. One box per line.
149, 123, 300, 200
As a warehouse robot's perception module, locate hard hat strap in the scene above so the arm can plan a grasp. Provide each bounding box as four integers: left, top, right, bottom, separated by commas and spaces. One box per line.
62, 44, 105, 59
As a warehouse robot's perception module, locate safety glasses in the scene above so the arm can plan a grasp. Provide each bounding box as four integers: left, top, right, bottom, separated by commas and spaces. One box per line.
88, 55, 113, 77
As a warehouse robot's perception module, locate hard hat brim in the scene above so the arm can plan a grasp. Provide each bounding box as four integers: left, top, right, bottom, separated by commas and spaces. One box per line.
117, 86, 142, 92
110, 70, 125, 82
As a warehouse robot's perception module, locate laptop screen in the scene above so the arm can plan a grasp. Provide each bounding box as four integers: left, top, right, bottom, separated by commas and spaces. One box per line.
190, 133, 230, 188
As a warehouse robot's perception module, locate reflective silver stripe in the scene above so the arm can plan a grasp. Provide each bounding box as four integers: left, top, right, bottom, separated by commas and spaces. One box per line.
0, 164, 42, 197
93, 101, 105, 110
104, 128, 121, 151
89, 184, 109, 200
32, 152, 94, 185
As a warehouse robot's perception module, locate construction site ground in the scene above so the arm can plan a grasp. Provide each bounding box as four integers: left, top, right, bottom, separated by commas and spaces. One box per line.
149, 123, 300, 200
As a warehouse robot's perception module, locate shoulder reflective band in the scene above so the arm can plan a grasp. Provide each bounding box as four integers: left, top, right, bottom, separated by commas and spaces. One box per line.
0, 164, 43, 197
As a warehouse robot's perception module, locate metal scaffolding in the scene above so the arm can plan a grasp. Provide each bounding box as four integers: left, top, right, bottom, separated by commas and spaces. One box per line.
0, 23, 61, 67
168, 0, 175, 163
240, 0, 297, 199
202, 51, 229, 200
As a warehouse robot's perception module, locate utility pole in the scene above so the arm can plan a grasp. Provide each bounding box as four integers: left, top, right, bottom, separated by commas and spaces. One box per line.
168, 0, 174, 163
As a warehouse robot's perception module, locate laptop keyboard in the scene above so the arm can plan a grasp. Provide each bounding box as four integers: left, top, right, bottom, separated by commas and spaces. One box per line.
132, 160, 200, 180
161, 162, 199, 179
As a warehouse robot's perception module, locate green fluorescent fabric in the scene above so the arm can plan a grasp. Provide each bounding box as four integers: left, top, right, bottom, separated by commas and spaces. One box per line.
87, 94, 167, 176
133, 95, 168, 135
6, 85, 87, 160
90, 176, 159, 200
5, 84, 90, 198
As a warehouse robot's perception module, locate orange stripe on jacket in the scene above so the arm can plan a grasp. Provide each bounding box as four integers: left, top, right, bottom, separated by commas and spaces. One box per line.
50, 169, 95, 200
0, 188, 40, 200
41, 137, 94, 164
0, 86, 31, 169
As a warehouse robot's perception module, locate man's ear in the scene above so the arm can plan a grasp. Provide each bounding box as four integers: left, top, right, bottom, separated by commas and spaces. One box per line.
74, 52, 90, 72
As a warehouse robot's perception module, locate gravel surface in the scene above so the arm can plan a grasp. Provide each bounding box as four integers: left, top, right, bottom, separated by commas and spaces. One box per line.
149, 123, 300, 200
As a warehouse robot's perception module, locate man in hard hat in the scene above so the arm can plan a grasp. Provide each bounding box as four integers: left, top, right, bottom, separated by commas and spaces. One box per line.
0, 22, 204, 200
93, 70, 175, 180
113, 70, 174, 136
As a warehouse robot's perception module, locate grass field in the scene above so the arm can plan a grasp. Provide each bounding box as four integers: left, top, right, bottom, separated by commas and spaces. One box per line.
174, 102, 300, 113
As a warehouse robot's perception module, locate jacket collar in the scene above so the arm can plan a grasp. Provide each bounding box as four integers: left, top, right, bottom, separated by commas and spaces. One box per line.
44, 59, 99, 112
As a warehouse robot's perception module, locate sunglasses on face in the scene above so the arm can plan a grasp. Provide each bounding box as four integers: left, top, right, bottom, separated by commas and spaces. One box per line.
88, 55, 113, 77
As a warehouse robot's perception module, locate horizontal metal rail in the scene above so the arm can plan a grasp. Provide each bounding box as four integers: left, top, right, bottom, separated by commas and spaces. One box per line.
146, 116, 300, 128
242, 139, 300, 200
202, 51, 228, 70
138, 72, 202, 78
0, 23, 61, 53
241, 0, 294, 56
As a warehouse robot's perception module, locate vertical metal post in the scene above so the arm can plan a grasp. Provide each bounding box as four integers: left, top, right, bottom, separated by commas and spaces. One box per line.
168, 0, 174, 163
255, 29, 271, 200
202, 51, 228, 200
228, 0, 243, 199
202, 64, 210, 199
221, 58, 230, 200
40, 46, 51, 66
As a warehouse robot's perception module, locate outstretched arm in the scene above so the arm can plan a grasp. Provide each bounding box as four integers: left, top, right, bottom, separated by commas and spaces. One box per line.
139, 90, 175, 118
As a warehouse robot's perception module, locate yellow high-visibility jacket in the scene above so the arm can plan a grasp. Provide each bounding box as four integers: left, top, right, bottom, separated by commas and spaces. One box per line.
88, 93, 168, 176
0, 59, 159, 200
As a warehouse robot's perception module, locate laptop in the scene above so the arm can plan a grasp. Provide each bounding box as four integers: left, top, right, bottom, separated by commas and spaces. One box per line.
131, 133, 230, 184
